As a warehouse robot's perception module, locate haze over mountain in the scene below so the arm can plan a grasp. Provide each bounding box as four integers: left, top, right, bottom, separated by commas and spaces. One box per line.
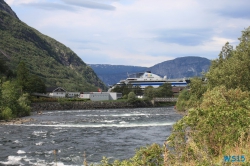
0, 0, 106, 91
89, 56, 211, 86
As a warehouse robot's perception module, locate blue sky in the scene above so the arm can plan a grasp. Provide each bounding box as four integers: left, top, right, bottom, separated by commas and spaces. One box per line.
5, 0, 250, 67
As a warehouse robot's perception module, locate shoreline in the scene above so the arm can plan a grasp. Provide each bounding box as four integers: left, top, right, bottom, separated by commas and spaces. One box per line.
0, 118, 35, 125
0, 101, 176, 125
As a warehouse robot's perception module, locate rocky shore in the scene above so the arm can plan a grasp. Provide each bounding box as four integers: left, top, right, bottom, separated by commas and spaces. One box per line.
0, 118, 35, 125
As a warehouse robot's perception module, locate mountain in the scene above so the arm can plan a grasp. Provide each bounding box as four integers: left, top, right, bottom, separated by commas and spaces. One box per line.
149, 56, 211, 79
89, 56, 211, 85
88, 64, 147, 86
0, 0, 106, 91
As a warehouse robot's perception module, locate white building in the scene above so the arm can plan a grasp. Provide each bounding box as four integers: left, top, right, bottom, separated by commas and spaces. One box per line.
79, 92, 122, 101
67, 92, 80, 98
46, 87, 66, 98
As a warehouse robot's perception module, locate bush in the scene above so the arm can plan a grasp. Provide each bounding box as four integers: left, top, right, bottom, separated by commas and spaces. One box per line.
122, 94, 128, 99
176, 89, 190, 111
127, 92, 137, 103
167, 86, 250, 164
1, 107, 13, 120
98, 143, 164, 166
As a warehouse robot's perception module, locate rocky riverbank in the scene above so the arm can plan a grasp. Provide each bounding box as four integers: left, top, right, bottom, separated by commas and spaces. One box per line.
31, 100, 154, 111
0, 118, 35, 125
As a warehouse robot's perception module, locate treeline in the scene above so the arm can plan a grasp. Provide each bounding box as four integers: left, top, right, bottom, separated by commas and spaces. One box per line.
111, 83, 173, 99
0, 60, 45, 120
95, 27, 250, 166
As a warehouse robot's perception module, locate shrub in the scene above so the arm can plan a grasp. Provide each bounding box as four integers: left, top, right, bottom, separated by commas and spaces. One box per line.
167, 86, 250, 164
1, 107, 13, 120
127, 92, 137, 103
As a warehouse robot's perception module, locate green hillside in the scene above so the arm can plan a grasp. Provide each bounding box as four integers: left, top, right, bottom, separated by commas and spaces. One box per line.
0, 0, 106, 92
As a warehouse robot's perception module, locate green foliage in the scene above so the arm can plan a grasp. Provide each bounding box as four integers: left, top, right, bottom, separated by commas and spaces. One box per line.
16, 61, 46, 93
98, 144, 164, 166
175, 89, 190, 111
17, 93, 31, 116
167, 86, 250, 165
156, 83, 173, 97
127, 91, 137, 103
167, 26, 250, 165
176, 77, 206, 111
122, 94, 127, 99
144, 83, 173, 100
206, 27, 250, 91
1, 107, 12, 120
17, 61, 29, 92
111, 84, 142, 96
143, 86, 155, 99
0, 80, 30, 120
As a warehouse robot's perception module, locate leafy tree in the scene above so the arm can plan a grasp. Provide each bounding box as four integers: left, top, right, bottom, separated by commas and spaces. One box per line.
17, 61, 30, 93
156, 83, 173, 97
127, 91, 137, 103
144, 86, 155, 99
16, 62, 46, 94
0, 80, 30, 120
26, 75, 46, 93
206, 27, 250, 91
111, 84, 136, 96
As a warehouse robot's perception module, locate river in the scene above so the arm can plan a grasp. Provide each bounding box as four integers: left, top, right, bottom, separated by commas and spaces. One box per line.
0, 107, 182, 166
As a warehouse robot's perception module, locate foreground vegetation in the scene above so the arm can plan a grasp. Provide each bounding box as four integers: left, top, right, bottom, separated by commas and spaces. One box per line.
93, 27, 250, 165
168, 26, 250, 165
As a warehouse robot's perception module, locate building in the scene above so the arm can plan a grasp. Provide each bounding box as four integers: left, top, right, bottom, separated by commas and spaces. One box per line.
46, 87, 66, 98
79, 92, 122, 101
67, 92, 80, 98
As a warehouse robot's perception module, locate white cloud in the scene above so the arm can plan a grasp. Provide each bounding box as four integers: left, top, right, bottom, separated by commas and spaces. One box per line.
5, 0, 39, 5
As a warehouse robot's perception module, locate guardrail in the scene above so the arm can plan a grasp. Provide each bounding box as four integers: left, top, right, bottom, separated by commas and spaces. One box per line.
153, 98, 178, 102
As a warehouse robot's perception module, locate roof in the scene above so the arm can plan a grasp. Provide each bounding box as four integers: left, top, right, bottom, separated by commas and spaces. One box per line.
46, 87, 66, 93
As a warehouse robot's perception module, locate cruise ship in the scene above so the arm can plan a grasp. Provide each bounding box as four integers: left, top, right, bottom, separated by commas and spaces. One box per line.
109, 71, 189, 90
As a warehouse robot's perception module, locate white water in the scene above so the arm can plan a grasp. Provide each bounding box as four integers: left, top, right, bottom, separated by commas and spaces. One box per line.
0, 107, 182, 165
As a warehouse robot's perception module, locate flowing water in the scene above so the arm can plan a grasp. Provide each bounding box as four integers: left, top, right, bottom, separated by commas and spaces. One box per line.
0, 107, 182, 166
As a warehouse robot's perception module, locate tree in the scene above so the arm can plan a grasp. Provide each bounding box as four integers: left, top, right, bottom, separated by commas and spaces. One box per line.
206, 26, 250, 91
0, 80, 30, 120
17, 62, 46, 94
144, 86, 155, 99
17, 61, 30, 93
26, 75, 46, 93
157, 83, 173, 97
127, 91, 137, 103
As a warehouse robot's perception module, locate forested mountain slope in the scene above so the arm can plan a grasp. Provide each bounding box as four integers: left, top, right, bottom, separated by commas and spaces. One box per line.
0, 0, 106, 91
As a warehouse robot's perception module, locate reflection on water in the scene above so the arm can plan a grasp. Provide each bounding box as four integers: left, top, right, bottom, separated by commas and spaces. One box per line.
0, 107, 182, 165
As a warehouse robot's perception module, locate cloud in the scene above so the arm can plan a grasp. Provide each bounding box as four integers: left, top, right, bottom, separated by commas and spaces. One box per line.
208, 0, 250, 19
61, 0, 116, 11
22, 2, 77, 11
5, 0, 39, 5
155, 29, 213, 46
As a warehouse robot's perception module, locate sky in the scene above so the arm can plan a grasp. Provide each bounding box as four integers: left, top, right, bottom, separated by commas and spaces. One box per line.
5, 0, 250, 67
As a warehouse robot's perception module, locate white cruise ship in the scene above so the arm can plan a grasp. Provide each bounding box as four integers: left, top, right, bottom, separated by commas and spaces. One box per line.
110, 71, 188, 90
